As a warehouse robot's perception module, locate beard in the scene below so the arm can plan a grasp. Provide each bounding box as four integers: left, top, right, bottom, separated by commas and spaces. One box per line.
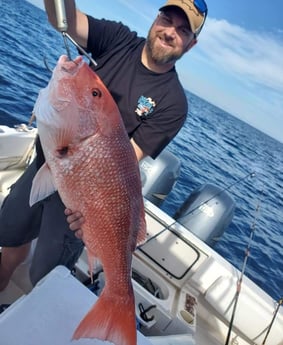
145, 25, 185, 65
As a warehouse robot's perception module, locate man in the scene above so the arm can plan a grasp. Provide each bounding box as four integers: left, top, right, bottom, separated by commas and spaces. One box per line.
0, 0, 207, 290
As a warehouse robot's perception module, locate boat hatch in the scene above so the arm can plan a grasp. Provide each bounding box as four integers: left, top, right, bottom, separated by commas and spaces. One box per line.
139, 230, 199, 280
137, 212, 206, 281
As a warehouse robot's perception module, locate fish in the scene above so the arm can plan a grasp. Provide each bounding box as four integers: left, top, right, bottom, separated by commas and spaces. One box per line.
30, 55, 147, 345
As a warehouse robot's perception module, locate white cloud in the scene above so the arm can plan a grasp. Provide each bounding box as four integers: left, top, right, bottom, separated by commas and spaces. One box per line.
197, 18, 283, 93
183, 18, 283, 142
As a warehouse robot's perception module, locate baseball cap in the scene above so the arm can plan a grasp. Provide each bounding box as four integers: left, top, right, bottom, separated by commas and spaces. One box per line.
159, 0, 208, 36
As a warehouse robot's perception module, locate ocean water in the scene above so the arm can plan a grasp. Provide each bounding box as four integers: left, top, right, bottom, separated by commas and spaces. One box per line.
0, 0, 282, 301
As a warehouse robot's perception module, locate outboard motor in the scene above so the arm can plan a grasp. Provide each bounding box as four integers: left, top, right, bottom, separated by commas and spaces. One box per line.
139, 150, 180, 207
174, 184, 235, 246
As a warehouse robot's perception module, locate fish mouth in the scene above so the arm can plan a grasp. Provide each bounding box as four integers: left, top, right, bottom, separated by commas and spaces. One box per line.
58, 55, 84, 75
45, 55, 85, 111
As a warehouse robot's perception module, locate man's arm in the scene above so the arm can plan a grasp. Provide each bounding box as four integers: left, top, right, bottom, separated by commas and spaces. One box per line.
130, 138, 146, 162
43, 0, 88, 47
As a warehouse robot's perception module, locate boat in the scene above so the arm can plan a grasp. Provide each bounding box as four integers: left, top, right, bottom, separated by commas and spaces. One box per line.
0, 123, 282, 345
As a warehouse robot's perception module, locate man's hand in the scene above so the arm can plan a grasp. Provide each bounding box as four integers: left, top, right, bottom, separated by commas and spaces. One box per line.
64, 208, 85, 239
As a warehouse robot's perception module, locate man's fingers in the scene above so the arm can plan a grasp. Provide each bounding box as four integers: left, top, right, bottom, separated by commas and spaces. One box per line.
74, 229, 83, 239
64, 209, 85, 232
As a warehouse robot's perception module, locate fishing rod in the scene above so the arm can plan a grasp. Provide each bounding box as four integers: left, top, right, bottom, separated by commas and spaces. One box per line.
175, 171, 256, 223
261, 297, 283, 345
224, 189, 263, 345
138, 171, 256, 248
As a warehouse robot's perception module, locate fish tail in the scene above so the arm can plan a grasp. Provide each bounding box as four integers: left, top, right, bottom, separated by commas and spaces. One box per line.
72, 287, 137, 345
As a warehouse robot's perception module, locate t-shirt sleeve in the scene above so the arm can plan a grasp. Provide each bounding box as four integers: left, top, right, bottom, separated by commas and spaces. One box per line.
86, 16, 134, 58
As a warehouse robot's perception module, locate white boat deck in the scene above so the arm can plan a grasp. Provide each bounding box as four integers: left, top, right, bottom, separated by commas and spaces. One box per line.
0, 266, 154, 345
0, 246, 280, 345
0, 265, 222, 345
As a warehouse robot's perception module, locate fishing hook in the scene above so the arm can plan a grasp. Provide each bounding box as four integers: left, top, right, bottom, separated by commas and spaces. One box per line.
52, 0, 97, 66
62, 32, 97, 67
43, 57, 53, 73
62, 32, 72, 61
42, 31, 96, 74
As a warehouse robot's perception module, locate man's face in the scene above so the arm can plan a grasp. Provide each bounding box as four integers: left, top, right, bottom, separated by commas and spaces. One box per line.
146, 8, 196, 66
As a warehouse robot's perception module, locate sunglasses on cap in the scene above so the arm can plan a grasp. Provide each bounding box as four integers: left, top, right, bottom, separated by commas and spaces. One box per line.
190, 0, 208, 36
193, 0, 207, 14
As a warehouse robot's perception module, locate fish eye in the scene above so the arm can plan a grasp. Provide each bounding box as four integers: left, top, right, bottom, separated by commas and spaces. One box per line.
57, 146, 69, 157
92, 88, 102, 97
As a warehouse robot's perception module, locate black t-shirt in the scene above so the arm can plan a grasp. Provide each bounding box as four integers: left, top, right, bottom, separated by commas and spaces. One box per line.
87, 17, 188, 159
36, 17, 188, 165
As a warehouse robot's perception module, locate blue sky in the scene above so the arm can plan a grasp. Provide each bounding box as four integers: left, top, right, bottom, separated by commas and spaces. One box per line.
28, 0, 283, 143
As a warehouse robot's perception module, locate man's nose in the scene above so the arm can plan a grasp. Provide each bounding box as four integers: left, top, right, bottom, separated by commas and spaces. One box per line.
164, 26, 176, 40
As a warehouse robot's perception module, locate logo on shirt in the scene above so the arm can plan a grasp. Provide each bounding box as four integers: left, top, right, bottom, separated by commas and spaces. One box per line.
135, 96, 156, 118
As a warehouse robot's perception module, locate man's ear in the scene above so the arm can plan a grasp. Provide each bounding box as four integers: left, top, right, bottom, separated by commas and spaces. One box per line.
185, 37, 197, 52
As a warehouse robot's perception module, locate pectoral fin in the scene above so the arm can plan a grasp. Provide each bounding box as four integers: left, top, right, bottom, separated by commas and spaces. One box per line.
29, 163, 57, 206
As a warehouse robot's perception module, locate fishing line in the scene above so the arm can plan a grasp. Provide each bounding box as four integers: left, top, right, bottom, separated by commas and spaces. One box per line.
224, 188, 263, 345
138, 171, 256, 248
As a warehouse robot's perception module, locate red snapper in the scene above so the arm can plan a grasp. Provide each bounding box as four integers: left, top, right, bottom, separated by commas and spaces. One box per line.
30, 55, 146, 345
